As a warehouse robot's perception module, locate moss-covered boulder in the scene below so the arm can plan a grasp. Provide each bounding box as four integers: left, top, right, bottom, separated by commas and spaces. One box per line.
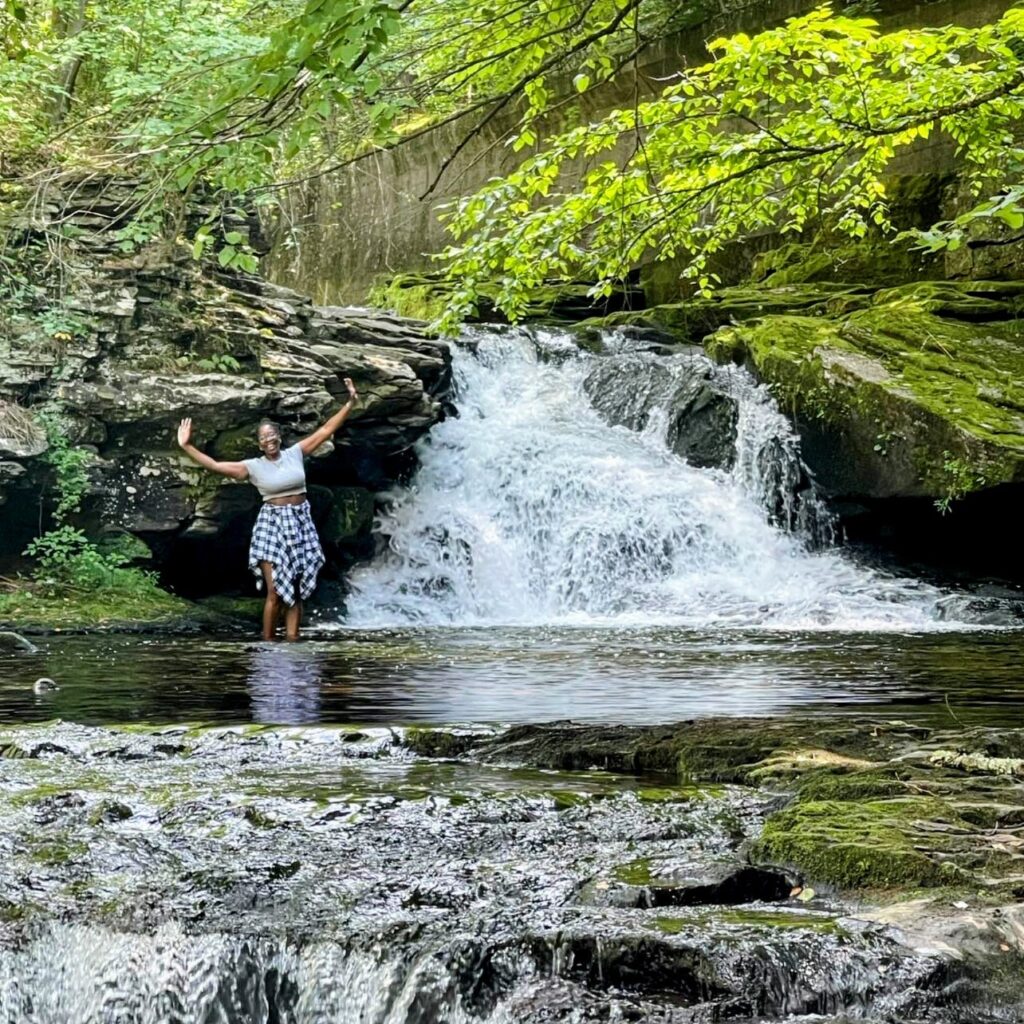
582, 284, 868, 345
749, 239, 941, 289
460, 719, 1024, 895
751, 796, 959, 888
706, 282, 1024, 502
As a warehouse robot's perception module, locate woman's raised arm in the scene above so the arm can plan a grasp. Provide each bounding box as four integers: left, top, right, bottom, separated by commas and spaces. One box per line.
177, 418, 248, 480
298, 378, 360, 457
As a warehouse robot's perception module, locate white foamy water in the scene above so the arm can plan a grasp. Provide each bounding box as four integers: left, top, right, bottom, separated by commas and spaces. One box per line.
345, 328, 975, 631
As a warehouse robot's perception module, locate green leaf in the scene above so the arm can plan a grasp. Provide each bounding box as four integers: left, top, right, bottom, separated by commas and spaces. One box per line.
995, 207, 1024, 229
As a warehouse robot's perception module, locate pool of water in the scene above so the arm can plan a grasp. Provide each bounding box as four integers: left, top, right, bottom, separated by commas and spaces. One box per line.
2, 626, 1022, 726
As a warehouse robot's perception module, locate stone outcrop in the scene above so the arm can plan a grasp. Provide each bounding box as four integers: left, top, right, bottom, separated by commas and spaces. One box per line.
706, 280, 1024, 504
416, 717, 1024, 896
0, 175, 451, 597
583, 270, 1024, 583
582, 351, 738, 470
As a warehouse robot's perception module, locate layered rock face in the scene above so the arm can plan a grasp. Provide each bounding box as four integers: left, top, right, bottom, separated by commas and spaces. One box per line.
0, 176, 450, 598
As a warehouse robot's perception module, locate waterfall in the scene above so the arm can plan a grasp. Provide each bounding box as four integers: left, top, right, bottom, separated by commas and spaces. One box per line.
345, 327, 963, 630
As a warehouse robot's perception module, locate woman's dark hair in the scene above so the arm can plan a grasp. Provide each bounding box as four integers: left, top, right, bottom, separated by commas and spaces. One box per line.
256, 419, 281, 439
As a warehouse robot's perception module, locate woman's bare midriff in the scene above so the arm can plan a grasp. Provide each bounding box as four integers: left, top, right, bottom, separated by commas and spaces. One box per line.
266, 493, 307, 507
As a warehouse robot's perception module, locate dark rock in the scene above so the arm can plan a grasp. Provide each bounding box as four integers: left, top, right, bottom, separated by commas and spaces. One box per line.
584, 353, 738, 469
0, 631, 37, 654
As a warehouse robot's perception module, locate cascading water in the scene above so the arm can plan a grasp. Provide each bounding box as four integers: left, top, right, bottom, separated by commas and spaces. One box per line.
346, 327, 963, 630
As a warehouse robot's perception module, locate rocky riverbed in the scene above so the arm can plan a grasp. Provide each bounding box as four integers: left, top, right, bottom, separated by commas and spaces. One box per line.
2, 715, 1023, 1022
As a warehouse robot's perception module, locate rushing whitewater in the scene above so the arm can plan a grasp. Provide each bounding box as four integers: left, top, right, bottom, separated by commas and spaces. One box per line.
347, 327, 963, 630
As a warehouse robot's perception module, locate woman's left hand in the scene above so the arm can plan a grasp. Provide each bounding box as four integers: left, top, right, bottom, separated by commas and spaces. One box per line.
344, 377, 359, 402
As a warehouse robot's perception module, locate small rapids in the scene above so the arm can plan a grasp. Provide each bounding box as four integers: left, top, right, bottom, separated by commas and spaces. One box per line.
345, 328, 991, 631
0, 723, 972, 1023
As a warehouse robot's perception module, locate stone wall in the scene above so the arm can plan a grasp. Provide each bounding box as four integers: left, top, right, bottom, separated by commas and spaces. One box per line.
264, 0, 1009, 305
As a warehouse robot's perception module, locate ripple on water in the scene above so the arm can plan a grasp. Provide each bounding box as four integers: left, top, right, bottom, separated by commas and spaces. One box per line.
0, 628, 1022, 726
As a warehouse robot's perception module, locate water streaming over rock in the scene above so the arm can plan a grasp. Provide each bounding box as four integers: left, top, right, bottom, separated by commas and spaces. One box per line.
0, 724, 972, 1023
346, 327, 969, 630
3, 330, 1019, 1022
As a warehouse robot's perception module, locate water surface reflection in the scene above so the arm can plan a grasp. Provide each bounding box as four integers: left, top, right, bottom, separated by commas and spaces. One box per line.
0, 626, 1021, 726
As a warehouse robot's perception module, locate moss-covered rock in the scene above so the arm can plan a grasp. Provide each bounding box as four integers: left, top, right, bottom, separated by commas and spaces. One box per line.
752, 797, 959, 888
465, 719, 1024, 896
0, 581, 204, 632
750, 239, 940, 289
371, 273, 644, 326
706, 285, 1024, 502
321, 486, 375, 545
582, 284, 865, 345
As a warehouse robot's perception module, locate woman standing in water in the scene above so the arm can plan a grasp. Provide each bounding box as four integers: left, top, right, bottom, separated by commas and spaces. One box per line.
176, 378, 359, 640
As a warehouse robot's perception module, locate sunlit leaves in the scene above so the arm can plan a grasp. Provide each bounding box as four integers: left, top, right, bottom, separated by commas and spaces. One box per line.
434, 4, 1024, 330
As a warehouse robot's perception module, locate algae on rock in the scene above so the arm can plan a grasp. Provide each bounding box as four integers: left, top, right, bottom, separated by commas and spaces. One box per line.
705, 283, 1024, 503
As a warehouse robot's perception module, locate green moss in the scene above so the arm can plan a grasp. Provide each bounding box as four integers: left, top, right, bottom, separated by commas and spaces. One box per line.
751, 239, 938, 289
402, 727, 488, 759
614, 857, 652, 885
0, 580, 192, 630
369, 275, 447, 324
372, 272, 635, 326
585, 285, 854, 344
706, 292, 1024, 501
794, 766, 914, 802
30, 839, 88, 866
635, 784, 722, 802
196, 594, 264, 624
648, 910, 842, 935
321, 486, 375, 544
752, 797, 963, 889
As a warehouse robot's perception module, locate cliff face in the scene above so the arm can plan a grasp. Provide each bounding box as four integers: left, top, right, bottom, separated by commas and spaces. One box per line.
0, 176, 450, 598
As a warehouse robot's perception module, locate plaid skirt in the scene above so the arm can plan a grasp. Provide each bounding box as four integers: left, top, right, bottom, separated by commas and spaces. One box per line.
248, 501, 325, 606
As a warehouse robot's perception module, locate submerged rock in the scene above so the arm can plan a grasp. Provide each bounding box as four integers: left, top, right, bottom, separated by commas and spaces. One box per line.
0, 719, 993, 1023
0, 631, 37, 654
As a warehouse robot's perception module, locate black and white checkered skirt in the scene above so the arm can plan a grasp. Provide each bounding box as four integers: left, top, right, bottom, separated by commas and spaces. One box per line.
248, 501, 325, 606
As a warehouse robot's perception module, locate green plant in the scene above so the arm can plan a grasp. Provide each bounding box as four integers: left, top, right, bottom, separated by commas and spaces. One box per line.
23, 408, 161, 596
435, 5, 1024, 329
872, 430, 897, 457
934, 450, 986, 515
34, 306, 91, 343
174, 352, 241, 373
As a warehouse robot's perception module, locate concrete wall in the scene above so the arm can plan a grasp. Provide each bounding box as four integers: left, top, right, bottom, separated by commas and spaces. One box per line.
264, 0, 1009, 304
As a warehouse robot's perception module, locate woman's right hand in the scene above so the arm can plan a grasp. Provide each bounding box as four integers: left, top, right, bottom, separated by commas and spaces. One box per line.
177, 417, 192, 449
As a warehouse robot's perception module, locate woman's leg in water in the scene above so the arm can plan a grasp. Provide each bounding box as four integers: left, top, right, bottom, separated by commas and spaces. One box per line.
260, 561, 281, 640
284, 576, 302, 641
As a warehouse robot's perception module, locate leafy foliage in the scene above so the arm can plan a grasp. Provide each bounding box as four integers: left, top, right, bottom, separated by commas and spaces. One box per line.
3, 0, 1024, 332
435, 5, 1024, 327
24, 409, 160, 594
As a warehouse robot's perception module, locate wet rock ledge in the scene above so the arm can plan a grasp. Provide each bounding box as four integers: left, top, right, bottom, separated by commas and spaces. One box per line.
409, 717, 1024, 898
0, 175, 451, 598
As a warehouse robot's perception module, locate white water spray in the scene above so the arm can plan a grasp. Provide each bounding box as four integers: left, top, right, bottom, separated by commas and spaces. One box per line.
346, 328, 969, 630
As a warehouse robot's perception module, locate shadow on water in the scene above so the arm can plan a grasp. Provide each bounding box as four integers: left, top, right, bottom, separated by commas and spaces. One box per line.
1, 626, 1022, 726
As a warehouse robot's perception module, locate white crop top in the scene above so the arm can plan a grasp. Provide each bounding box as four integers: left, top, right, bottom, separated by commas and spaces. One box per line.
243, 442, 307, 501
